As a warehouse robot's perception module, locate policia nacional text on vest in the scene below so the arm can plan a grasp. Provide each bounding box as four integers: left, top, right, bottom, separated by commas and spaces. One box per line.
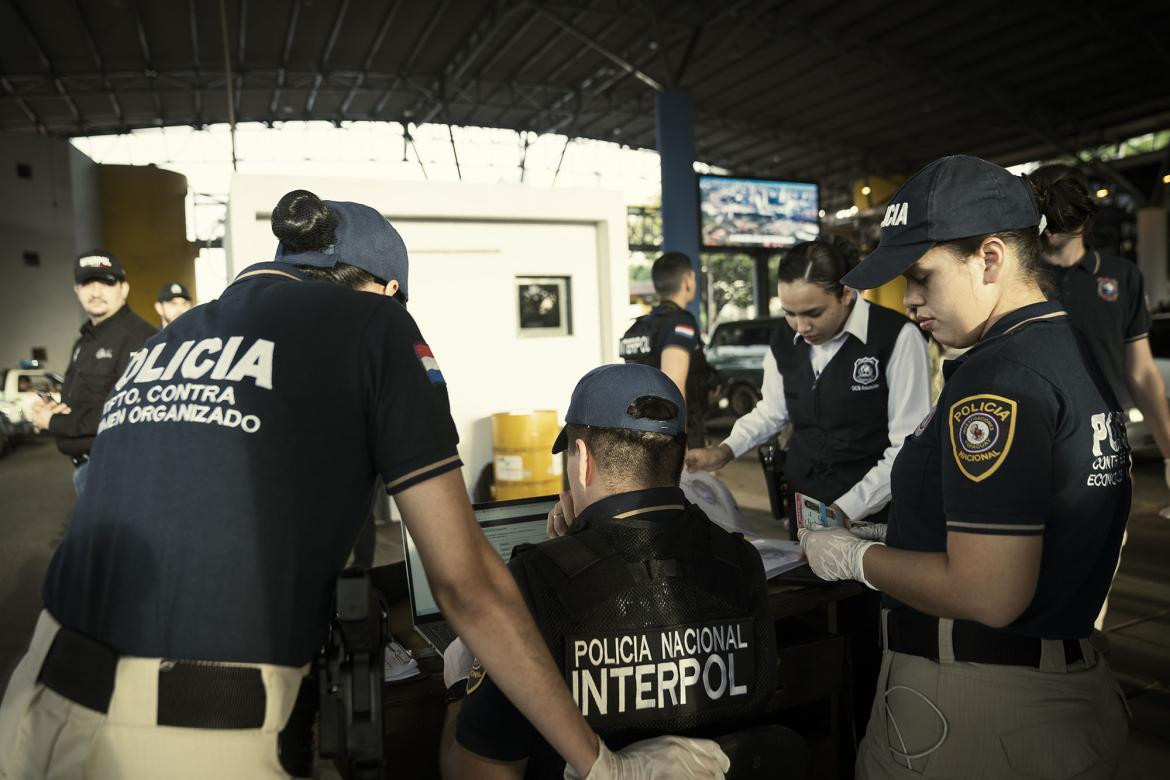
772, 302, 910, 521
511, 505, 776, 739
619, 302, 715, 443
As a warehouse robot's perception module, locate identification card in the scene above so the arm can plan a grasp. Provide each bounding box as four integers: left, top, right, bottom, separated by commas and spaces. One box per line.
794, 492, 845, 530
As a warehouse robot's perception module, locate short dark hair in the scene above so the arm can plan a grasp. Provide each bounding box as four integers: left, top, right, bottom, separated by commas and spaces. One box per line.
563, 396, 685, 489
937, 229, 1052, 295
776, 236, 860, 295
651, 252, 694, 296
271, 188, 401, 299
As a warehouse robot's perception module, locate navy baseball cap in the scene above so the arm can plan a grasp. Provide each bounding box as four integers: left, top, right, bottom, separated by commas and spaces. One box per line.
275, 200, 411, 300
842, 155, 1041, 290
75, 251, 125, 284
157, 282, 191, 302
551, 364, 686, 454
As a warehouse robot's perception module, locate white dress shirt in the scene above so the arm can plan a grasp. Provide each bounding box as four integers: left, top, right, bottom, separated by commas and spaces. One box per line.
721, 297, 932, 522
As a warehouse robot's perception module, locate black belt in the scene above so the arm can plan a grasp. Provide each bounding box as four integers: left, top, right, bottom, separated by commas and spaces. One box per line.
37, 624, 268, 729
70, 454, 89, 466
885, 609, 1086, 668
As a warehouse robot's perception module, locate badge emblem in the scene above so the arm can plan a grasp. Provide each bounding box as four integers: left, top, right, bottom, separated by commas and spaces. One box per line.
852, 356, 880, 386
949, 394, 1017, 482
466, 658, 486, 694
1098, 277, 1119, 302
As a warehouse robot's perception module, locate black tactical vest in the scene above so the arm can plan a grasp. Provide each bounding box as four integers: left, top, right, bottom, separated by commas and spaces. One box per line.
509, 505, 775, 741
772, 302, 910, 509
619, 303, 712, 413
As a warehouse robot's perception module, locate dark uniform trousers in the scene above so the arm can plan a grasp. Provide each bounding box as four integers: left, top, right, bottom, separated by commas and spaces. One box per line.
772, 305, 907, 743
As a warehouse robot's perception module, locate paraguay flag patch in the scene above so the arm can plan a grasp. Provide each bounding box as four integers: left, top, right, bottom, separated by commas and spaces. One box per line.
674, 324, 695, 339
414, 343, 446, 385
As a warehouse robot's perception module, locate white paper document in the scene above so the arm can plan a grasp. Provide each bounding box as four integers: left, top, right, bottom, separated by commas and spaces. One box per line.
383, 640, 420, 682
747, 537, 805, 579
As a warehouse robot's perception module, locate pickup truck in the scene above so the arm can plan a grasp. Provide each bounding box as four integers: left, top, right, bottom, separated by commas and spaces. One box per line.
0, 365, 63, 454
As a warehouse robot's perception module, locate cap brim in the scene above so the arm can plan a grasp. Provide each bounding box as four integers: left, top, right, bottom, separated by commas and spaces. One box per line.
551, 427, 567, 454
841, 241, 933, 290
76, 272, 121, 284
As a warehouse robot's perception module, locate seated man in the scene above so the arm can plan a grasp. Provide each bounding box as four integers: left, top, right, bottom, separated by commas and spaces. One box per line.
440, 363, 776, 779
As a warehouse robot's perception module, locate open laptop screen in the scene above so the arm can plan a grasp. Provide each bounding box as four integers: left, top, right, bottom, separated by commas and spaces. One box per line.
404, 495, 556, 621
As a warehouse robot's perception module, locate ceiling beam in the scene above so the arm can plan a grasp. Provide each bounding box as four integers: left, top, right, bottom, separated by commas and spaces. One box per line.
306, 0, 351, 114
0, 74, 46, 134
269, 0, 302, 115
189, 0, 203, 123
7, 0, 84, 128
70, 0, 124, 128
129, 0, 163, 124
338, 0, 402, 116
530, 3, 663, 91
372, 0, 450, 117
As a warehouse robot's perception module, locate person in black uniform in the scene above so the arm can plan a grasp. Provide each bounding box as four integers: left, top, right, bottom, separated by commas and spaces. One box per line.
0, 192, 722, 779
800, 156, 1130, 778
686, 237, 931, 739
440, 364, 766, 779
619, 251, 714, 448
155, 281, 194, 327
28, 251, 156, 496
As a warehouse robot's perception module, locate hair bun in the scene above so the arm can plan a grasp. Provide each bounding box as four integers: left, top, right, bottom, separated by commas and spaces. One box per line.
827, 234, 861, 270
271, 190, 336, 252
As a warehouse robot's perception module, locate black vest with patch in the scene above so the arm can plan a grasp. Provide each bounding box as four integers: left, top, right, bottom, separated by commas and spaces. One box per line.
772, 303, 909, 508
509, 505, 775, 742
619, 302, 712, 412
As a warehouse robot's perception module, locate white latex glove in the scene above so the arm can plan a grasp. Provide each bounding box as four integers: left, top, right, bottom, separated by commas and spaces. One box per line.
442, 637, 474, 690
566, 736, 730, 780
1164, 459, 1170, 491
798, 527, 883, 589
849, 522, 888, 542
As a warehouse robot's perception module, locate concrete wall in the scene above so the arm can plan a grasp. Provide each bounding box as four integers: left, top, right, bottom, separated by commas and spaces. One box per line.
227, 175, 629, 489
0, 134, 100, 372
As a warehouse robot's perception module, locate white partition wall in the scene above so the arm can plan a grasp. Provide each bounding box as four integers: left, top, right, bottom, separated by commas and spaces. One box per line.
226, 175, 629, 490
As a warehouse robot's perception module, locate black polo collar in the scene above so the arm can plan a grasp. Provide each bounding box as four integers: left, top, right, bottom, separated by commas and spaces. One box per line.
576, 486, 688, 525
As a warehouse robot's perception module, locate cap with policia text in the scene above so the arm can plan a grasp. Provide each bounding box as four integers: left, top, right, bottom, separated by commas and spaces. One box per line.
157, 282, 192, 302
551, 363, 686, 454
75, 251, 125, 284
274, 200, 411, 300
842, 155, 1041, 290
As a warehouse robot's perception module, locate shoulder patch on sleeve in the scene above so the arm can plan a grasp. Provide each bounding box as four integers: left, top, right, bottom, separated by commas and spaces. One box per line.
414, 342, 446, 385
466, 657, 486, 694
948, 394, 1017, 482
673, 322, 696, 339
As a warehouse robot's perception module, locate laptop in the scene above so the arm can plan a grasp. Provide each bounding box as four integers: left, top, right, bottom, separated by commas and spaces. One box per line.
403, 494, 557, 652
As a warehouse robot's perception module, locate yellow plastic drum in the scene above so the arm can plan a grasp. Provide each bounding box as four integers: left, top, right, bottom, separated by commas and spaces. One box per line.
492, 410, 563, 500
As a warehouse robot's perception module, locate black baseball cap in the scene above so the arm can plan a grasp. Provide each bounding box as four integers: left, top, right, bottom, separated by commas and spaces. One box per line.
75, 251, 125, 284
157, 282, 192, 302
842, 155, 1041, 290
274, 200, 411, 300
551, 364, 686, 454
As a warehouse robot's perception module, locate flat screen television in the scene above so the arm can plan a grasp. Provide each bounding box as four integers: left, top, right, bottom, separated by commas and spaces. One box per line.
698, 175, 820, 249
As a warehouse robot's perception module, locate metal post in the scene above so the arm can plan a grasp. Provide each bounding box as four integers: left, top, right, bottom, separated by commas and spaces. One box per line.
655, 89, 701, 322
753, 250, 772, 318
217, 0, 238, 171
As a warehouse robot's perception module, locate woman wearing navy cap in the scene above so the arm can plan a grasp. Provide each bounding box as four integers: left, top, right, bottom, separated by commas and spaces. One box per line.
800, 155, 1130, 778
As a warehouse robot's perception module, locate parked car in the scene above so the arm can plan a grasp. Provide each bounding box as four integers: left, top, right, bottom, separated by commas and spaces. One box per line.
0, 364, 63, 445
705, 317, 782, 417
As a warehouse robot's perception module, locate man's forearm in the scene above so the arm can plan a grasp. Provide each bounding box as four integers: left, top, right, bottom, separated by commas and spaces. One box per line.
1129, 368, 1170, 458
436, 551, 598, 775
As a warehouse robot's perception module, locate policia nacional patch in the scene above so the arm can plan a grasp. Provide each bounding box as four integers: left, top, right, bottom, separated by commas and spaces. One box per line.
949, 394, 1017, 482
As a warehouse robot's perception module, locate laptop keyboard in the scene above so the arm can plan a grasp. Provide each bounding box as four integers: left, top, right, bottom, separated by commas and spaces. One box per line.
416, 622, 459, 652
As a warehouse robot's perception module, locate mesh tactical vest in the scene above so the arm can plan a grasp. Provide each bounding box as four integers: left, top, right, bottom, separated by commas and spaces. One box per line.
619, 302, 712, 413
509, 505, 775, 740
772, 302, 910, 510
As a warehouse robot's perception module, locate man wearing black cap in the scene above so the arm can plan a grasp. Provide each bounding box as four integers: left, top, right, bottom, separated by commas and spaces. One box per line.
28, 250, 155, 495
1, 193, 723, 779
155, 282, 194, 327
440, 363, 772, 779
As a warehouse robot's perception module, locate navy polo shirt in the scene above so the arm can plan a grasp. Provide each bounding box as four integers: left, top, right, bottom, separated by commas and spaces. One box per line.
42, 263, 461, 665
885, 301, 1131, 638
1049, 249, 1150, 404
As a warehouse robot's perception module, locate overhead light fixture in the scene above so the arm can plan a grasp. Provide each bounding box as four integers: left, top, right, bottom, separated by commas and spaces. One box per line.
1096, 188, 1109, 198
861, 185, 872, 196
1163, 173, 1170, 184
818, 209, 826, 218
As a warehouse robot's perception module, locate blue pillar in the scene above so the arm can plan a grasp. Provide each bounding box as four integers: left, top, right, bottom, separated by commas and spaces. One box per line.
655, 89, 702, 322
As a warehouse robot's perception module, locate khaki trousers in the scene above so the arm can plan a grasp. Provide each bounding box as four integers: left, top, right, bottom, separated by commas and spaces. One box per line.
857, 616, 1129, 779
0, 611, 307, 779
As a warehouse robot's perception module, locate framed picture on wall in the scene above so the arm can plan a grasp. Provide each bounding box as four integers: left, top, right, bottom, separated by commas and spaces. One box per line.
516, 276, 571, 337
